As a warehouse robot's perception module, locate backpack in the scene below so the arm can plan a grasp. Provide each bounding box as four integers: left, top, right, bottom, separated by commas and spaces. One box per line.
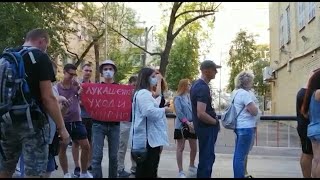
221, 90, 245, 130
0, 46, 41, 130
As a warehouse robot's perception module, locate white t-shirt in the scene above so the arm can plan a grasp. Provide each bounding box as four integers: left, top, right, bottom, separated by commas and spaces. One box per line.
231, 89, 257, 129
249, 90, 262, 125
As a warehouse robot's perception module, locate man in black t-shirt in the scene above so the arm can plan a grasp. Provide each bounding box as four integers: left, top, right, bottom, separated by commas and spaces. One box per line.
190, 60, 221, 178
0, 28, 69, 178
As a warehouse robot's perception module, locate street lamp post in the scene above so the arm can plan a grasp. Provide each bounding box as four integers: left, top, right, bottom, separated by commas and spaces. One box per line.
104, 2, 109, 59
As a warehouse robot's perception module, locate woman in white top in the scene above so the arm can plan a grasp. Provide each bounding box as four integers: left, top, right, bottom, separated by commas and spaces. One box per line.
130, 67, 172, 178
231, 71, 259, 178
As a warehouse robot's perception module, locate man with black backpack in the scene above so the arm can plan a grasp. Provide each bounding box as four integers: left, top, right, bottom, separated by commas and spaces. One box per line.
0, 28, 70, 178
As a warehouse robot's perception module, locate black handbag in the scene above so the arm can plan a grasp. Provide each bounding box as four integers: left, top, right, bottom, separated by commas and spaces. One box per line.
131, 91, 148, 163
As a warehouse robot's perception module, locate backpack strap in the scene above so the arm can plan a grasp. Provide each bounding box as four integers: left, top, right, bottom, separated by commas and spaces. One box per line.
20, 46, 40, 64
232, 89, 246, 128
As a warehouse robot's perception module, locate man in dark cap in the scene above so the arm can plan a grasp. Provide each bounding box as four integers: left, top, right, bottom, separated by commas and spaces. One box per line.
190, 60, 221, 178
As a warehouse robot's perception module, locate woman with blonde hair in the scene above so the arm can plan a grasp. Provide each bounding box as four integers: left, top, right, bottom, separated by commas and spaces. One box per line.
231, 71, 259, 178
173, 79, 197, 178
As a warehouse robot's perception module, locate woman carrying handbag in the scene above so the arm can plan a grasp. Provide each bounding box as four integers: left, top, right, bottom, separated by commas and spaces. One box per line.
130, 68, 172, 178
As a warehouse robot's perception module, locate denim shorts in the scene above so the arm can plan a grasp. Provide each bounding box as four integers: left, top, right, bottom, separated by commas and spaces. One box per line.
308, 134, 320, 142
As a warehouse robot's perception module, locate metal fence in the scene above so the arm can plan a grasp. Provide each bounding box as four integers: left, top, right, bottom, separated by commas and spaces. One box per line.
166, 114, 299, 148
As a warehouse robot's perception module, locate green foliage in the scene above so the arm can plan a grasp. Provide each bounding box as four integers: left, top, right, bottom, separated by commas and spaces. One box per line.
0, 2, 75, 58
227, 30, 270, 96
252, 59, 270, 96
166, 33, 200, 91
227, 29, 258, 91
109, 48, 141, 83
72, 2, 142, 82
155, 2, 219, 75
252, 44, 270, 96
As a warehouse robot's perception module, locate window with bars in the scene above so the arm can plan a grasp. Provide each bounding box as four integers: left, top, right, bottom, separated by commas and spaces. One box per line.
307, 2, 316, 22
285, 6, 291, 43
279, 13, 285, 47
297, 2, 306, 31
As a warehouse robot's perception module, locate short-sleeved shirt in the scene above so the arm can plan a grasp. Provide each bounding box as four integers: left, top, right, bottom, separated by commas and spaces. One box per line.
16, 46, 56, 109
56, 83, 81, 123
190, 79, 217, 129
232, 89, 256, 128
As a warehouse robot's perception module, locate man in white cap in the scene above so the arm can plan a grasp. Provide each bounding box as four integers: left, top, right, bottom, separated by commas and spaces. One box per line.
91, 60, 120, 178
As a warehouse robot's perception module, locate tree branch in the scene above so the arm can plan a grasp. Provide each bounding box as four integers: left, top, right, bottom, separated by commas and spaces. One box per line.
74, 31, 105, 67
172, 12, 215, 38
175, 9, 218, 19
87, 21, 99, 33
63, 39, 80, 61
99, 19, 161, 56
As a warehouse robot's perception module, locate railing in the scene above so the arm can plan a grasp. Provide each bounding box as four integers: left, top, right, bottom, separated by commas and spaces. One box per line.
166, 113, 299, 149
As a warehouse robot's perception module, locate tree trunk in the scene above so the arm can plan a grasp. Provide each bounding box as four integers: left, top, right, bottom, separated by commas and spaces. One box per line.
94, 42, 100, 83
159, 39, 174, 76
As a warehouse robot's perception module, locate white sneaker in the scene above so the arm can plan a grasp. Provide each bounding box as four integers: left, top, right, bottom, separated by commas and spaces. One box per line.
178, 171, 186, 178
80, 172, 93, 178
64, 173, 72, 178
188, 166, 197, 177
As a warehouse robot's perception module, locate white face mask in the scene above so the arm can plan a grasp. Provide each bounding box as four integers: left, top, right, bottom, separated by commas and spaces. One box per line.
149, 77, 158, 86
103, 70, 114, 79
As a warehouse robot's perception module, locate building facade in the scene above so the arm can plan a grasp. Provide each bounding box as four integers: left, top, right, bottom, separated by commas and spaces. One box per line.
268, 2, 320, 115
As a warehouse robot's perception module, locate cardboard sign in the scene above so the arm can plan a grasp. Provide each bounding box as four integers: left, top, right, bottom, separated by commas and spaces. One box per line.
81, 83, 134, 122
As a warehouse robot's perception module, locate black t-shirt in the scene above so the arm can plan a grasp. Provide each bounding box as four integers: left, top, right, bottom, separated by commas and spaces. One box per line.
16, 46, 56, 107
190, 79, 218, 128
296, 88, 309, 126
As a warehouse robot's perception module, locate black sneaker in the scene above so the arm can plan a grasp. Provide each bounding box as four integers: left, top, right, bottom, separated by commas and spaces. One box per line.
73, 167, 80, 178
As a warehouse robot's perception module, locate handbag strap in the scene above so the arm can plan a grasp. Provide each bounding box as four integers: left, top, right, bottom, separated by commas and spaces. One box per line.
131, 91, 148, 148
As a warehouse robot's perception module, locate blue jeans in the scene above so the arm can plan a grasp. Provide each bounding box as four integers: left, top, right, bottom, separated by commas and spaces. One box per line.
91, 122, 120, 178
233, 128, 255, 178
196, 125, 219, 178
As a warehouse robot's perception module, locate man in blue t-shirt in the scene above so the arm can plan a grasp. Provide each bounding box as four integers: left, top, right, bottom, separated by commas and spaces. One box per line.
190, 60, 221, 178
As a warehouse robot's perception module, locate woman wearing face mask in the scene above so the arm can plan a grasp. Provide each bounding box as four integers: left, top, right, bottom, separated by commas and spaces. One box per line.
130, 67, 172, 178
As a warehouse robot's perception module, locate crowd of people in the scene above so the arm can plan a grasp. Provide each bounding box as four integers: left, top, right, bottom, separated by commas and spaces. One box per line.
8, 28, 320, 179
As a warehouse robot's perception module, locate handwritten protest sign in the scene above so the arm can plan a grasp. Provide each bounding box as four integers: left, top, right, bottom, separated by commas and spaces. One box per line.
81, 83, 134, 122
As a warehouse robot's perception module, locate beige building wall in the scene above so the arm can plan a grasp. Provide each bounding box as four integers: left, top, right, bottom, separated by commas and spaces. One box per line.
269, 2, 320, 116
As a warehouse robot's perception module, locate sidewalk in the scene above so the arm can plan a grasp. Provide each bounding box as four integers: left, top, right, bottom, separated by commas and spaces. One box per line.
51, 147, 302, 178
